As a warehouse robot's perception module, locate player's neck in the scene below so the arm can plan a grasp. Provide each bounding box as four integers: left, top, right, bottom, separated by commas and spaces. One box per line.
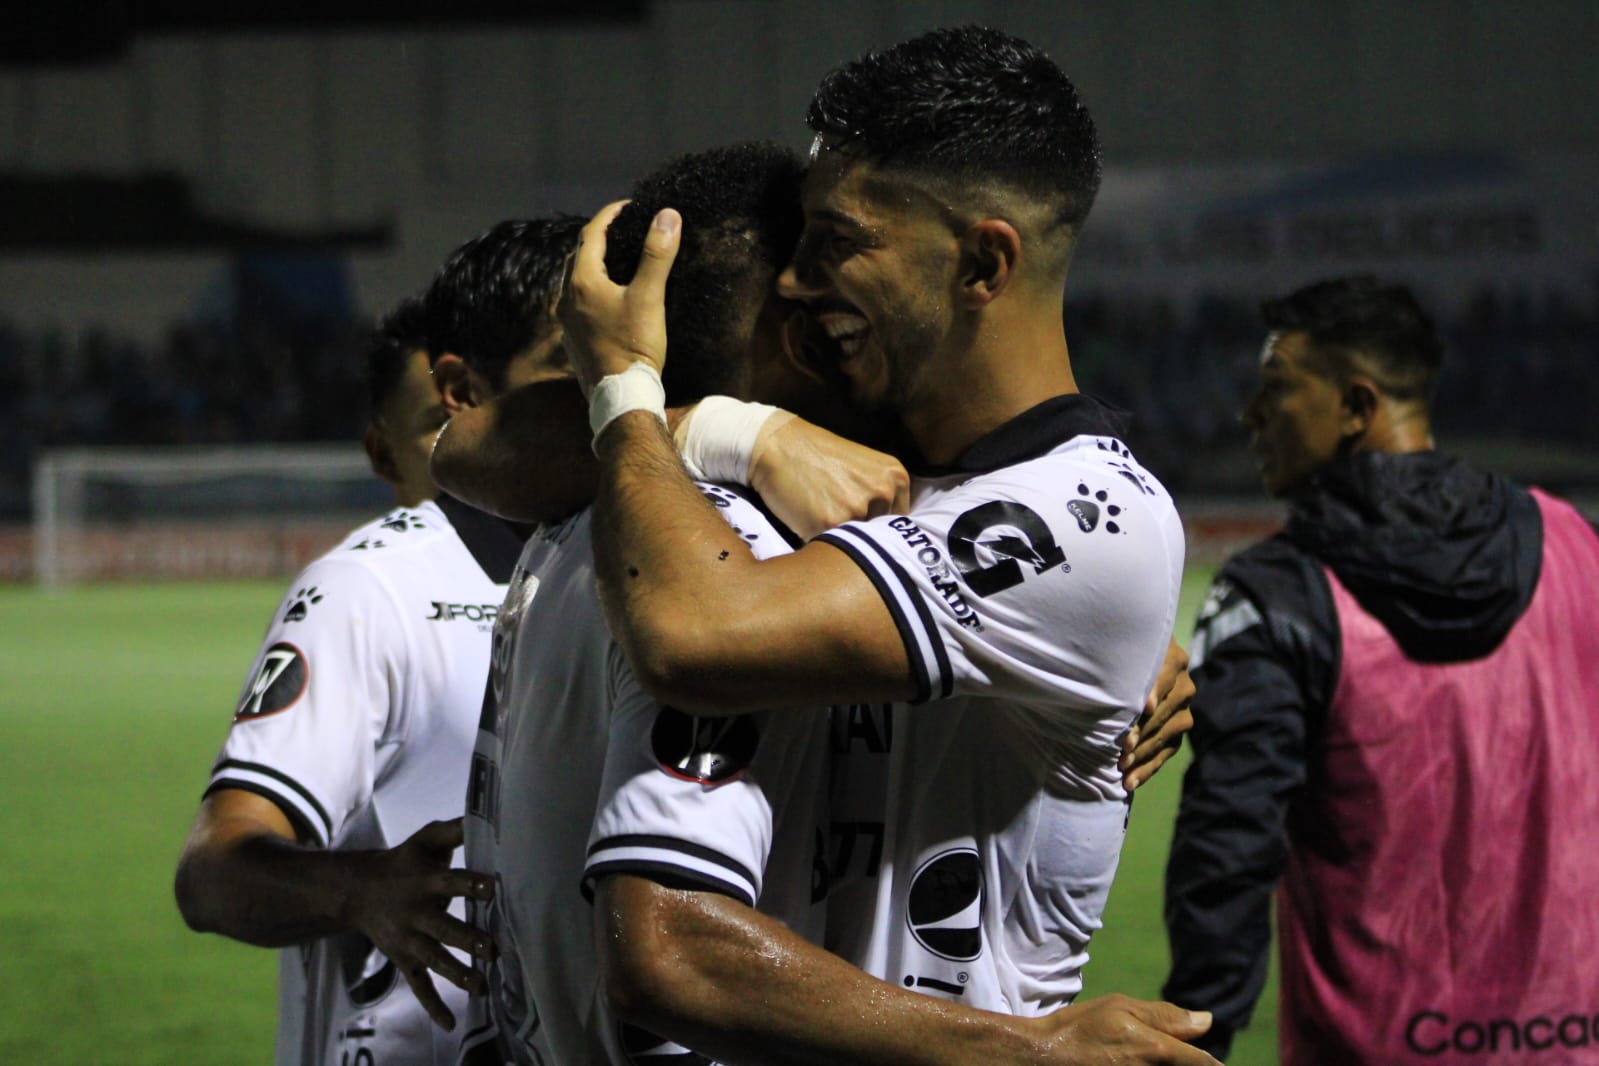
902, 309, 1076, 466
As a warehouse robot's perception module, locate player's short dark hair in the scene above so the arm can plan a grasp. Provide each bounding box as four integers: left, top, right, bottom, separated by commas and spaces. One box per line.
1261, 275, 1444, 403
604, 141, 805, 406
806, 25, 1101, 232
423, 215, 586, 391
364, 296, 430, 424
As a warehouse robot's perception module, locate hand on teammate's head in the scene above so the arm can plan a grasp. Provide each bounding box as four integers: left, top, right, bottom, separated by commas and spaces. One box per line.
557, 201, 681, 397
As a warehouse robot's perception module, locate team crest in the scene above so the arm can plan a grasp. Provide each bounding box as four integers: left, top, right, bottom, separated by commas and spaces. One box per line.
650, 708, 758, 785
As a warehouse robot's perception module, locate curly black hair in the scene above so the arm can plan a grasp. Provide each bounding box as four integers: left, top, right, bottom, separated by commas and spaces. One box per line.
807, 25, 1101, 231
1262, 275, 1444, 403
604, 141, 805, 406
363, 295, 430, 424
423, 216, 586, 391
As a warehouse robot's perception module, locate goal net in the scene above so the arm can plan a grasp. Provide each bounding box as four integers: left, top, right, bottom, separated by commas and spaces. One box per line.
31, 444, 392, 586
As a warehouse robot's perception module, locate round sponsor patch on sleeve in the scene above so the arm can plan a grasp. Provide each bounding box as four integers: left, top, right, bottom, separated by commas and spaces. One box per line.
650, 707, 759, 786
235, 642, 308, 721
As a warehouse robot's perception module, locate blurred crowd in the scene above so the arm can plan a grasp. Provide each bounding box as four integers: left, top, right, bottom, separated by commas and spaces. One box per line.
1, 279, 1594, 519
1068, 280, 1599, 492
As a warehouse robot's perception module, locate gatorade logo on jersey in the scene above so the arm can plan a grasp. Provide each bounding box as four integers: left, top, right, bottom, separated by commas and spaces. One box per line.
619, 1022, 714, 1064
235, 642, 307, 721
948, 501, 1066, 597
651, 708, 758, 785
907, 848, 984, 962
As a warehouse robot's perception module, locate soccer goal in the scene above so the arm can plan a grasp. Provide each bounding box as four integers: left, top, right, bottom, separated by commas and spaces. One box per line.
31, 444, 391, 586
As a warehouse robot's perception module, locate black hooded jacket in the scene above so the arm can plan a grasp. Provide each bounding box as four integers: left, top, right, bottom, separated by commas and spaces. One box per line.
1160, 451, 1556, 1059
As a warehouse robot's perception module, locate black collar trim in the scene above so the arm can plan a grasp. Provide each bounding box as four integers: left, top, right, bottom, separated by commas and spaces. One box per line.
435, 493, 526, 583
905, 393, 1131, 478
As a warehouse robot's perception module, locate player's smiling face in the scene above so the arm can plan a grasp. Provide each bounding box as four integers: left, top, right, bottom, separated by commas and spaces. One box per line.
777, 148, 959, 415
1242, 329, 1349, 498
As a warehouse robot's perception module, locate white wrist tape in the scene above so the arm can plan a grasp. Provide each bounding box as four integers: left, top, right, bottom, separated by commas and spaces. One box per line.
588, 363, 667, 450
674, 395, 782, 484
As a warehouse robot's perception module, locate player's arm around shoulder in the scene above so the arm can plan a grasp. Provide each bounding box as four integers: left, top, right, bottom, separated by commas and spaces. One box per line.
593, 874, 1220, 1066
591, 421, 916, 714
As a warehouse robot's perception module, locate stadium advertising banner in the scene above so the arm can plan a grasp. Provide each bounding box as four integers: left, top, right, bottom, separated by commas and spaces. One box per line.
1073, 150, 1599, 315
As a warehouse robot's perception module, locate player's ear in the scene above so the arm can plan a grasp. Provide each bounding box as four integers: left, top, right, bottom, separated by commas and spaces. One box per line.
957, 219, 1020, 308
1341, 376, 1380, 438
363, 424, 401, 487
432, 353, 476, 414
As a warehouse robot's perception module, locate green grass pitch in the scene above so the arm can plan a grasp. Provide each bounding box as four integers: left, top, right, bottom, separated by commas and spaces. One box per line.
0, 568, 1278, 1064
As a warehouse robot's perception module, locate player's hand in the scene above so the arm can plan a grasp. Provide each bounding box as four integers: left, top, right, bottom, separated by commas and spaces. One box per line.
1120, 639, 1195, 791
748, 413, 910, 539
1029, 994, 1220, 1064
341, 818, 497, 1032
557, 200, 682, 398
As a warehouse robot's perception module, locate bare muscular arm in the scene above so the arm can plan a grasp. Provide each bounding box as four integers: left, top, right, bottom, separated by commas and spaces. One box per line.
595, 875, 1219, 1066
174, 790, 493, 1029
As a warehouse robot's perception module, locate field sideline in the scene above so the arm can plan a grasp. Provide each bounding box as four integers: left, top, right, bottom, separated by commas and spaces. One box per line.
0, 569, 1279, 1064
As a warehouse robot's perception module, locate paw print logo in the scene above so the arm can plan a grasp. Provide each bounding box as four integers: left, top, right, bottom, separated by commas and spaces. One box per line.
1095, 439, 1132, 459
284, 586, 324, 623
380, 511, 426, 533
351, 538, 387, 551
1067, 484, 1124, 535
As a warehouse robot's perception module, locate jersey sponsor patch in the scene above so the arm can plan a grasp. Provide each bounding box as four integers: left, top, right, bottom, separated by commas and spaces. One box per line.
948, 501, 1065, 597
650, 708, 758, 785
235, 642, 307, 721
907, 848, 984, 962
427, 601, 499, 623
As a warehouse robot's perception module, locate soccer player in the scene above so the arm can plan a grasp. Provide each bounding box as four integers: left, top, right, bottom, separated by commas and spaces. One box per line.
174, 217, 583, 1066
361, 298, 449, 509
1161, 276, 1599, 1063
557, 27, 1210, 1065
452, 143, 1209, 1066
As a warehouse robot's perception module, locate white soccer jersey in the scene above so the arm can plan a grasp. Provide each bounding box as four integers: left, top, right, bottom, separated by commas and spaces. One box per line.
459, 484, 828, 1066
207, 496, 522, 1066
816, 396, 1185, 1015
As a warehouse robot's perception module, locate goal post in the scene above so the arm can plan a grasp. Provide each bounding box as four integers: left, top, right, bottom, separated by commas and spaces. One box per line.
31, 444, 391, 587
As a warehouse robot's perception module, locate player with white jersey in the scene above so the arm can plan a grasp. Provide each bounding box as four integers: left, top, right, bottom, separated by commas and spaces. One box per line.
553, 28, 1219, 1065
820, 416, 1184, 1012
218, 493, 519, 1066
178, 217, 589, 1066
461, 484, 828, 1066
176, 297, 517, 1066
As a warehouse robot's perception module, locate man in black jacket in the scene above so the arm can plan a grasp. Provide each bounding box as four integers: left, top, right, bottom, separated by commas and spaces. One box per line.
1162, 275, 1599, 1064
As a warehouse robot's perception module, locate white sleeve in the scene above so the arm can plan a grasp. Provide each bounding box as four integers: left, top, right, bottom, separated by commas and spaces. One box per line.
816, 458, 1183, 713
582, 647, 828, 909
206, 555, 401, 845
